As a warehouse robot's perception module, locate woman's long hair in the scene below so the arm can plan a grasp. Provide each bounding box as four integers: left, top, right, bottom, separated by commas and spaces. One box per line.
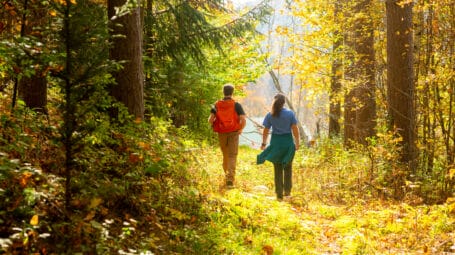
271, 93, 286, 117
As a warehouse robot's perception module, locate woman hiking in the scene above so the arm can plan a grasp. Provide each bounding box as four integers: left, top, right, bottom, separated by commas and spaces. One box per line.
257, 93, 300, 200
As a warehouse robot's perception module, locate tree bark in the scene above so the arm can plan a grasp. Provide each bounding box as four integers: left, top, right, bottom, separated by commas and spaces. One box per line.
268, 69, 308, 143
108, 0, 145, 120
329, 1, 341, 137
354, 20, 376, 143
18, 75, 47, 113
343, 0, 376, 146
417, 1, 434, 173
386, 0, 417, 165
16, 0, 48, 113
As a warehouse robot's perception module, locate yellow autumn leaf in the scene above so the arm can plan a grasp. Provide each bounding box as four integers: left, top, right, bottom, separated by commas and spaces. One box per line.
30, 215, 39, 226
168, 208, 189, 221
262, 245, 274, 255
84, 210, 96, 221
448, 169, 455, 179
89, 197, 103, 209
138, 141, 150, 150
448, 203, 455, 214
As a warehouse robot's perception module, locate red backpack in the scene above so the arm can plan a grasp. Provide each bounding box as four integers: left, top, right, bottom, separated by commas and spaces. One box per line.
213, 99, 240, 133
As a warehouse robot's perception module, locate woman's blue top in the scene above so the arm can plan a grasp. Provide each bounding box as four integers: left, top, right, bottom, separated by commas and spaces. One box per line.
257, 108, 297, 165
262, 108, 297, 134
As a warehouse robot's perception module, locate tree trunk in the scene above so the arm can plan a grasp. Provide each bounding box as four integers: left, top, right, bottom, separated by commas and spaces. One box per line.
268, 69, 309, 144
18, 75, 47, 113
343, 0, 376, 146
329, 1, 341, 137
386, 0, 416, 166
354, 13, 376, 143
108, 0, 145, 120
15, 0, 48, 112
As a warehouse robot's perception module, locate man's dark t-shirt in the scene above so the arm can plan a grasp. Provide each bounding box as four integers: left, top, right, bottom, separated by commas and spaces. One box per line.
211, 98, 245, 116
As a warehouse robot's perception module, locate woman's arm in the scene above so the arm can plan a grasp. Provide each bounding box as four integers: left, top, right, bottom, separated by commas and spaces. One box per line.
291, 124, 300, 150
261, 128, 270, 150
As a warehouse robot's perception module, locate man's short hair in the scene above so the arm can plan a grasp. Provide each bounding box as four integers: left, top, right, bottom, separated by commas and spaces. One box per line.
223, 84, 234, 96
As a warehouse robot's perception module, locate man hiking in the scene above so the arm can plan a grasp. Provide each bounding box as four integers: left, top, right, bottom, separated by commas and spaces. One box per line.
208, 84, 246, 188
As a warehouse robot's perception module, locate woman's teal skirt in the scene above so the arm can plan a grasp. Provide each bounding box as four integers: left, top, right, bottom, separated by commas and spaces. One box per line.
257, 133, 295, 165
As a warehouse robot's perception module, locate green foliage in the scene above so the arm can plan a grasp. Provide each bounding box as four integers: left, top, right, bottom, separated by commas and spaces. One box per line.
297, 131, 452, 203
2, 0, 454, 253
46, 0, 117, 209
144, 0, 271, 66
184, 145, 455, 254
187, 190, 317, 254
0, 106, 63, 254
143, 1, 269, 135
0, 104, 208, 253
145, 30, 267, 138
1, 102, 454, 254
0, 37, 44, 81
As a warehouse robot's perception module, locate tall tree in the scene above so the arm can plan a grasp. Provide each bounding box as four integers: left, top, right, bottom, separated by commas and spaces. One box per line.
17, 0, 48, 113
1, 0, 48, 112
329, 1, 342, 137
386, 0, 416, 165
55, 0, 114, 209
108, 0, 144, 120
415, 0, 435, 173
413, 0, 455, 197
143, 0, 271, 128
343, 0, 376, 146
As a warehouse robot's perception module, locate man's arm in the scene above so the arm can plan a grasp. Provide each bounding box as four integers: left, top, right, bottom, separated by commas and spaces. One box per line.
208, 113, 216, 125
238, 114, 246, 133
235, 102, 246, 133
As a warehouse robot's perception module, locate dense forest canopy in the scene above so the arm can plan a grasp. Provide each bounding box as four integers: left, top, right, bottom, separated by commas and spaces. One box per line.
0, 0, 454, 253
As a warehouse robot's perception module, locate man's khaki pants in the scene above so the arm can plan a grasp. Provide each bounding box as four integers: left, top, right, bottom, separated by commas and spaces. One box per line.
218, 131, 239, 185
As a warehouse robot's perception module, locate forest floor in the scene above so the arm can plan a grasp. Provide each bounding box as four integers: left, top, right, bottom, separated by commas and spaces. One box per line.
188, 145, 455, 255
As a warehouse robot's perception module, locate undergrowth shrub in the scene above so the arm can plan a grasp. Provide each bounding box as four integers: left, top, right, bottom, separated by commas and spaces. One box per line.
0, 108, 206, 253
295, 137, 371, 204
296, 134, 412, 204
298, 132, 454, 205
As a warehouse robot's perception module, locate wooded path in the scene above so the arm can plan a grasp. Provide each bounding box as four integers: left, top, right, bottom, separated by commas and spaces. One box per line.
189, 146, 454, 254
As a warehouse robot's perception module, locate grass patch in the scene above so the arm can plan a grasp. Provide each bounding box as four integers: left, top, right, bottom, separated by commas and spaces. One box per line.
187, 144, 455, 254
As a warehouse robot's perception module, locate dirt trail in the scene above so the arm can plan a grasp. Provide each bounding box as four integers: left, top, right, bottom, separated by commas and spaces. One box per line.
196, 146, 454, 254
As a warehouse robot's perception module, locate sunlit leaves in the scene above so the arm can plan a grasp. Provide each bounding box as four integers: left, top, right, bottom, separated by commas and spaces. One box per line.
449, 169, 455, 180
53, 0, 77, 5
89, 197, 103, 209
189, 146, 455, 253
266, 0, 334, 100
49, 9, 57, 16
20, 171, 33, 187
397, 0, 413, 7
262, 245, 273, 255
30, 215, 39, 226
